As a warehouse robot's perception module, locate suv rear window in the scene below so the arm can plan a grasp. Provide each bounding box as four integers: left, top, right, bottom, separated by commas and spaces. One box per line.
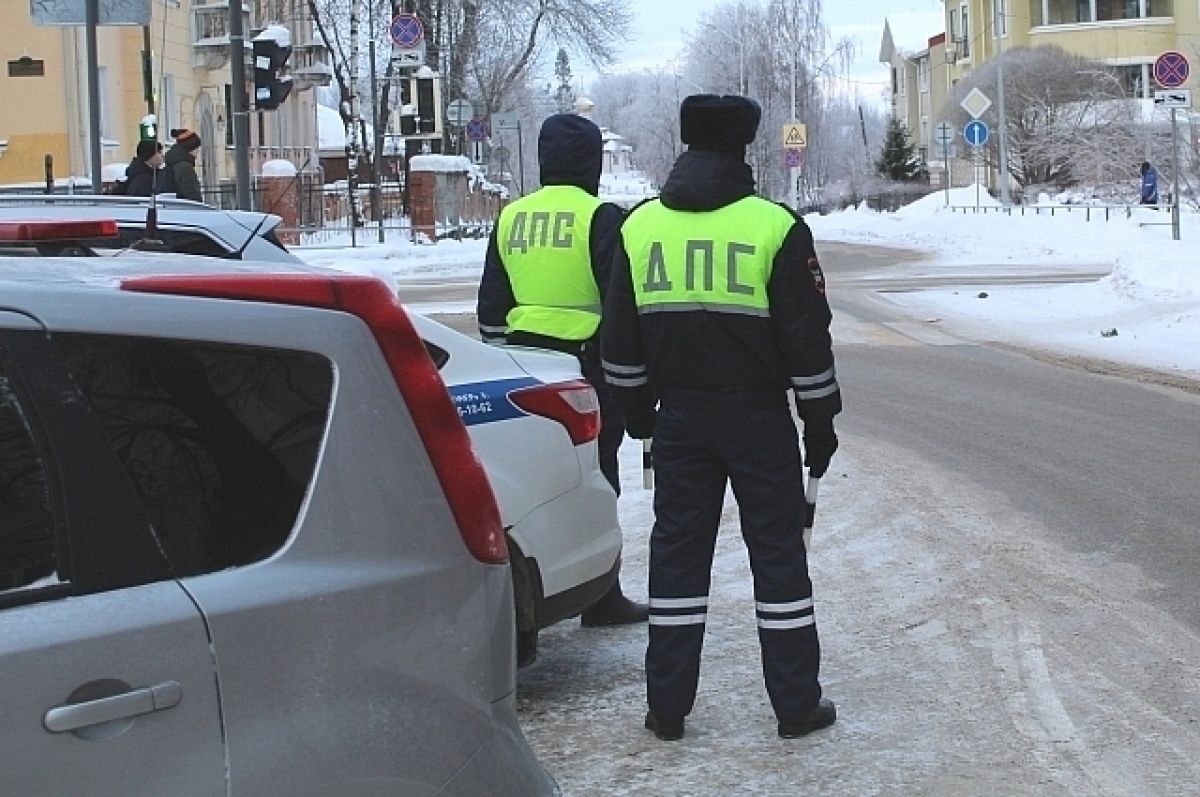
0, 365, 57, 593
53, 334, 333, 576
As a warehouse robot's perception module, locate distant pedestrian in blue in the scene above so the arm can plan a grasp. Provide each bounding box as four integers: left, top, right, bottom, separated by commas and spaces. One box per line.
1140, 161, 1159, 206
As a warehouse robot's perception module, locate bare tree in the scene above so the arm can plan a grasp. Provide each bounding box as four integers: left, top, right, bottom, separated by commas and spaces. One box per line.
946, 46, 1145, 193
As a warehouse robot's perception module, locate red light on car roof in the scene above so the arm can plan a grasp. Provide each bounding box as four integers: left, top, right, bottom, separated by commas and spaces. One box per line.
0, 219, 119, 241
120, 273, 508, 565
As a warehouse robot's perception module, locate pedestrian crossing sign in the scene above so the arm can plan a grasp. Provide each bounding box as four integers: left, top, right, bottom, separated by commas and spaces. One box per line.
782, 122, 808, 149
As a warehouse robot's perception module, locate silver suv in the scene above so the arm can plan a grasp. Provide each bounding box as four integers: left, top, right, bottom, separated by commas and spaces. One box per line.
0, 194, 299, 262
0, 255, 556, 795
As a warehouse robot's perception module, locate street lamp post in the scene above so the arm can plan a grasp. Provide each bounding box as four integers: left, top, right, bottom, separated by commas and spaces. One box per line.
995, 0, 1011, 205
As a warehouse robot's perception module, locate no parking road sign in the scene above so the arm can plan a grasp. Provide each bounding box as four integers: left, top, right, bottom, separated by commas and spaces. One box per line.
1154, 51, 1190, 89
465, 118, 489, 142
390, 13, 424, 48
964, 119, 990, 148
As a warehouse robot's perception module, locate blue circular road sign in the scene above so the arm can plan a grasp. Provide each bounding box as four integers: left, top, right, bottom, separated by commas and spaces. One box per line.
1154, 51, 1190, 89
466, 119, 489, 142
964, 119, 990, 148
390, 14, 424, 48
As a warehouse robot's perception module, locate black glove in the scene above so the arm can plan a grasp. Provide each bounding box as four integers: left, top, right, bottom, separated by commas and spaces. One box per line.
803, 421, 838, 478
624, 406, 656, 440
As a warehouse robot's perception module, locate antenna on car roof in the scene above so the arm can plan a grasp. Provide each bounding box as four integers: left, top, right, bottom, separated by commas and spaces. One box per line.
130, 142, 169, 253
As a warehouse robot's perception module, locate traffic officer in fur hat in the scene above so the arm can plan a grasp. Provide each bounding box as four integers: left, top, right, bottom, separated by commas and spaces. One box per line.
602, 94, 841, 741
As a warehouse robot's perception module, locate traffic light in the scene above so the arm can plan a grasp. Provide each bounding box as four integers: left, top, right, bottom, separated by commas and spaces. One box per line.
252, 36, 292, 111
139, 114, 157, 141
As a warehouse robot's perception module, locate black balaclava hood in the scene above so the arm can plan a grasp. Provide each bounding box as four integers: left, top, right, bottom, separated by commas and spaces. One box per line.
538, 113, 603, 195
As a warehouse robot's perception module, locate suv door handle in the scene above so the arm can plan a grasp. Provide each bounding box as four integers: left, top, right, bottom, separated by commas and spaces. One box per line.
43, 681, 183, 733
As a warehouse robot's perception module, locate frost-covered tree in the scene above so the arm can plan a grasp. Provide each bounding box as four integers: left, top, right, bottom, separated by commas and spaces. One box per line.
554, 48, 575, 113
876, 116, 924, 181
945, 46, 1142, 192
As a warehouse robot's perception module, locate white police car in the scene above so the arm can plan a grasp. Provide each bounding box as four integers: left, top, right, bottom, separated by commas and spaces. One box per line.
411, 315, 622, 665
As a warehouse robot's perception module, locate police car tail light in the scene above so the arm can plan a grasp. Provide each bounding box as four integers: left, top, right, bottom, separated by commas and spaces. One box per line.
120, 273, 509, 565
509, 380, 601, 445
0, 219, 119, 241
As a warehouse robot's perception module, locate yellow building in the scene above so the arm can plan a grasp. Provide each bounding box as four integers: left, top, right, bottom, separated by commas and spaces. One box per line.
944, 0, 1199, 97
0, 1, 331, 193
880, 22, 958, 186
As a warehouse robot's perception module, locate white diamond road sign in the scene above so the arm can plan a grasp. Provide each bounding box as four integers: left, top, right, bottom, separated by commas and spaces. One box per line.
960, 88, 993, 119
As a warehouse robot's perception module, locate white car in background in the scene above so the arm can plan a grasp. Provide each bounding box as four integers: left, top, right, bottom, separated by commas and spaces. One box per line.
412, 315, 622, 665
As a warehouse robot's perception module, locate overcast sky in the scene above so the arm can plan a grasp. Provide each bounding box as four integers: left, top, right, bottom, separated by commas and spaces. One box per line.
593, 0, 945, 105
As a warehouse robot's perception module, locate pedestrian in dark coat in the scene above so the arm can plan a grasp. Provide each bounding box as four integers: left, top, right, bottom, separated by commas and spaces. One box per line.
603, 94, 841, 742
166, 128, 203, 202
1140, 161, 1159, 205
125, 140, 176, 196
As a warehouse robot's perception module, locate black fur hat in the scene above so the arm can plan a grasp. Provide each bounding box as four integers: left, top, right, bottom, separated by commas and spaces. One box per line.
680, 94, 762, 158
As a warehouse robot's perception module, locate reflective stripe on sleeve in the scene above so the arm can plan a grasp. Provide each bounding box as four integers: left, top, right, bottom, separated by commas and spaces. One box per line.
791, 367, 836, 387
795, 383, 839, 400
792, 366, 839, 400
603, 358, 649, 388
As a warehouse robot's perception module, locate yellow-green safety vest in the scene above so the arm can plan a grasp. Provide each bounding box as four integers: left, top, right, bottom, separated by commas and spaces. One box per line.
497, 185, 603, 342
621, 196, 795, 316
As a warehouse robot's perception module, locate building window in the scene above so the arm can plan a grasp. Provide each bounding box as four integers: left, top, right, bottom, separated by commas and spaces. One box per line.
1040, 0, 1169, 22
891, 67, 898, 94
1112, 64, 1148, 97
919, 58, 930, 92
97, 66, 112, 139
949, 9, 959, 47
959, 5, 970, 57
162, 74, 177, 136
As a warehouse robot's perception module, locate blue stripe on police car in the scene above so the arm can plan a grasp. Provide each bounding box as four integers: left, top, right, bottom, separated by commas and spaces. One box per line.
449, 377, 541, 426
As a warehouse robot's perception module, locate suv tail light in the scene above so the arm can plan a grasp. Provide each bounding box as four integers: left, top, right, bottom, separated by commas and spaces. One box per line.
0, 219, 118, 241
508, 380, 601, 445
121, 273, 507, 564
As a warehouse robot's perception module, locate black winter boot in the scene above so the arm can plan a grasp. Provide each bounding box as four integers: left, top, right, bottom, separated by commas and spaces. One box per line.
777, 698, 837, 739
580, 577, 648, 627
644, 710, 685, 741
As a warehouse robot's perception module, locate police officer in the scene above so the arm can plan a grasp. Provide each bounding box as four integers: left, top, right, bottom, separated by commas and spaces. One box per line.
477, 113, 648, 628
602, 95, 840, 741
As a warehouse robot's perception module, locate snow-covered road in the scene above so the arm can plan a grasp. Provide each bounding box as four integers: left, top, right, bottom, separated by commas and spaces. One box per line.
518, 434, 1200, 796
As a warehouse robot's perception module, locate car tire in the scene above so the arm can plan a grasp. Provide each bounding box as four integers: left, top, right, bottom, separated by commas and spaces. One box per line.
508, 539, 539, 668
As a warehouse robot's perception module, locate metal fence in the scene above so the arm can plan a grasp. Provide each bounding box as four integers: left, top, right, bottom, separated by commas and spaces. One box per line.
202, 175, 495, 245
948, 203, 1168, 222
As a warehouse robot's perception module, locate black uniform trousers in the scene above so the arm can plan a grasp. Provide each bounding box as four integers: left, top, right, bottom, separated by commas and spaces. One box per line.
646, 395, 822, 722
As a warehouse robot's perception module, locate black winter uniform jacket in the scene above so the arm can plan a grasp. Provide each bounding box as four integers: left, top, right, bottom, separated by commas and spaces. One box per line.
476, 114, 624, 352
601, 149, 841, 423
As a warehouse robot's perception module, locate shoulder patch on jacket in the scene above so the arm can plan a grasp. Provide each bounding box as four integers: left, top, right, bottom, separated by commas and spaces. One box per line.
806, 255, 825, 295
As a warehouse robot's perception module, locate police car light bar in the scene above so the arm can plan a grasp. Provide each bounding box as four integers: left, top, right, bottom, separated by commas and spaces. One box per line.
0, 219, 119, 242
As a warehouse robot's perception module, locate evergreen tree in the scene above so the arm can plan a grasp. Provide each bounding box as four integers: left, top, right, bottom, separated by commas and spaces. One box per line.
554, 48, 576, 114
876, 116, 925, 182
